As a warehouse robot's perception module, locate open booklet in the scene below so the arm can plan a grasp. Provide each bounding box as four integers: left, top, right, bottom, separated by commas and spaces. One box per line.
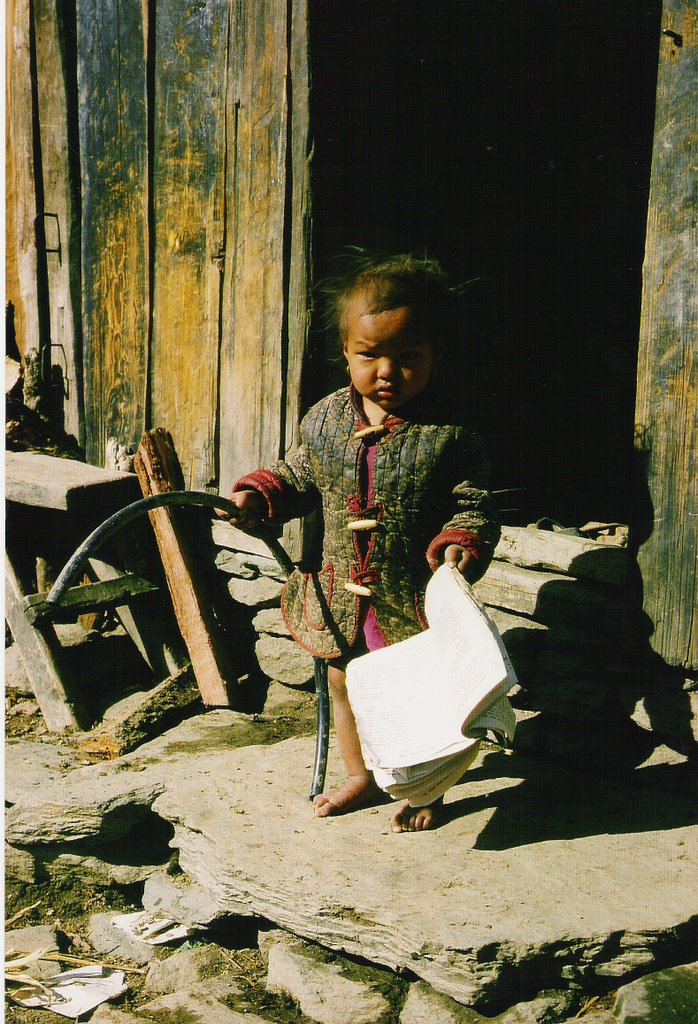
346, 564, 517, 777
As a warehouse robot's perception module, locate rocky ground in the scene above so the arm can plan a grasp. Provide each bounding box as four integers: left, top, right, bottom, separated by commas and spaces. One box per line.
5, 625, 698, 1024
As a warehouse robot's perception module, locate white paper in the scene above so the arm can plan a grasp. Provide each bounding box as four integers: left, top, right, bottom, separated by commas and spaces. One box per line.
374, 741, 483, 806
10, 966, 127, 1018
112, 911, 194, 945
465, 693, 517, 741
423, 565, 513, 725
346, 565, 517, 768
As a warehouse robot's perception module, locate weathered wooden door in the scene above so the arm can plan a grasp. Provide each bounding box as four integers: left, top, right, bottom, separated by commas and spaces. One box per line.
634, 0, 696, 672
6, 0, 311, 494
77, 0, 150, 466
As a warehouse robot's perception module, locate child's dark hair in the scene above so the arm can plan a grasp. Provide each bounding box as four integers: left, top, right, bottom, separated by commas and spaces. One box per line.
319, 249, 456, 350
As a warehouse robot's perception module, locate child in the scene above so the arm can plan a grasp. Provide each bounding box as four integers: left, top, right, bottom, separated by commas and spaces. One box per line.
227, 252, 499, 832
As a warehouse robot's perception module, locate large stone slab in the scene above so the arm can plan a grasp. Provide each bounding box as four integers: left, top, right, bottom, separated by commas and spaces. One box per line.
5, 711, 298, 847
5, 739, 80, 806
147, 738, 697, 1010
6, 719, 697, 1013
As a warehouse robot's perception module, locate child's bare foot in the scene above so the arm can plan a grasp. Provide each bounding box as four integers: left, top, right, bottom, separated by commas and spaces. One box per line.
313, 774, 382, 817
390, 797, 444, 833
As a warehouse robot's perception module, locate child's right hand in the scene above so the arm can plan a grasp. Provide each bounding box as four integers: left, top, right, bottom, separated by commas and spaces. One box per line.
218, 489, 266, 531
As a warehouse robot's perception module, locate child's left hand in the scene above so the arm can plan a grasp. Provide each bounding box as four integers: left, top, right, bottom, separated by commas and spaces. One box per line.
443, 544, 478, 583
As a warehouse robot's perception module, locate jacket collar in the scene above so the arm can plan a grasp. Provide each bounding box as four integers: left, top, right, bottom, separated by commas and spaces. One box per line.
349, 383, 442, 432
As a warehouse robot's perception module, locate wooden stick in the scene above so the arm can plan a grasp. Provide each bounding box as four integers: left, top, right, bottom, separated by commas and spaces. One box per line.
22, 574, 158, 625
5, 555, 83, 731
134, 429, 233, 706
78, 664, 199, 758
40, 952, 147, 974
5, 901, 42, 928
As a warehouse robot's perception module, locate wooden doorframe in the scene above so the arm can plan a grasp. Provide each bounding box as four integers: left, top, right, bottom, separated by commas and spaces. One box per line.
634, 0, 696, 671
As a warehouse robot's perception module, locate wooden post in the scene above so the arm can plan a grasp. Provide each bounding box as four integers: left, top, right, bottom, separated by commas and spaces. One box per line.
149, 0, 228, 489
6, 0, 41, 360
33, 0, 82, 442
134, 429, 234, 706
219, 3, 290, 491
77, 0, 149, 464
5, 555, 83, 732
634, 1, 697, 671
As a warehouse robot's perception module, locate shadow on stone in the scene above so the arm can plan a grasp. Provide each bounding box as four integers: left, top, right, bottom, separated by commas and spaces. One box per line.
439, 749, 698, 850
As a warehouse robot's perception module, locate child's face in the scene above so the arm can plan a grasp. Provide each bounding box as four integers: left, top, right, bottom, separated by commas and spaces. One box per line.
343, 294, 435, 419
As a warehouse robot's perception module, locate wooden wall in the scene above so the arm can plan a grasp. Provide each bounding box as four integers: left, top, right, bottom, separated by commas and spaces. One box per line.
7, 1, 695, 672
635, 0, 696, 672
6, 0, 312, 492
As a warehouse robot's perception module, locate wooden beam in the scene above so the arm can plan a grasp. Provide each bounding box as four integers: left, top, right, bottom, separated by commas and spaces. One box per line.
149, 0, 228, 489
634, 0, 697, 671
474, 561, 629, 634
22, 575, 158, 625
78, 665, 200, 760
77, 0, 149, 464
283, 0, 313, 561
5, 451, 139, 512
493, 526, 628, 587
5, 555, 83, 732
286, 0, 312, 462
134, 429, 233, 707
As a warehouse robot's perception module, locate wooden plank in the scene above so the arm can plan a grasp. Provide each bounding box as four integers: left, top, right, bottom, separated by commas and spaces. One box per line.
219, 3, 289, 493
22, 575, 158, 625
474, 561, 629, 633
5, 554, 83, 732
5, 451, 139, 512
634, 1, 697, 671
149, 0, 228, 489
283, 0, 313, 560
134, 429, 233, 707
77, 0, 149, 465
33, 0, 82, 442
493, 526, 628, 586
6, 0, 41, 360
78, 665, 200, 759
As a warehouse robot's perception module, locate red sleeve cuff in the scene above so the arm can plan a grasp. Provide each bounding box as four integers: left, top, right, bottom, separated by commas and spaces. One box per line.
426, 530, 489, 574
232, 470, 288, 523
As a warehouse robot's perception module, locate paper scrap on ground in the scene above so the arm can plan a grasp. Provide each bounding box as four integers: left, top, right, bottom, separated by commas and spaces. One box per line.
9, 966, 127, 1018
347, 564, 517, 804
112, 910, 194, 945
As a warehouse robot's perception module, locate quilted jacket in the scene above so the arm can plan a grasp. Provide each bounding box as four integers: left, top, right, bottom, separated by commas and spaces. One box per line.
234, 385, 499, 659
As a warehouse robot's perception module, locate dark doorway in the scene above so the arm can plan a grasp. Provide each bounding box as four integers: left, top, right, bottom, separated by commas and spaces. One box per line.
307, 0, 661, 525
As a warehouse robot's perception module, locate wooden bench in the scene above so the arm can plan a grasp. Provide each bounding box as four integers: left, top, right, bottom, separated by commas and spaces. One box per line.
6, 451, 141, 514
6, 447, 329, 793
5, 452, 187, 732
